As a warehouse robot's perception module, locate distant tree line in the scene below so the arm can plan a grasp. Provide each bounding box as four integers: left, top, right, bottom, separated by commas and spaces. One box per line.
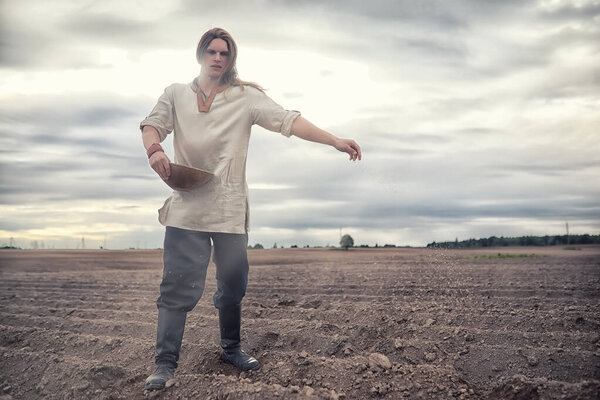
427, 234, 600, 248
246, 235, 403, 250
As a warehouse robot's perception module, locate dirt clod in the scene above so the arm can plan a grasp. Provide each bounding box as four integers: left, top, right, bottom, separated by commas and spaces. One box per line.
368, 353, 392, 371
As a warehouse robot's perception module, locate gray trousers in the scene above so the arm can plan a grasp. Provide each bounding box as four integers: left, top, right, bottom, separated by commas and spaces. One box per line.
157, 226, 249, 312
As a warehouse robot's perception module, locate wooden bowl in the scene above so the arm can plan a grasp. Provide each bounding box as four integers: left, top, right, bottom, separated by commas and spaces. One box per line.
163, 163, 214, 191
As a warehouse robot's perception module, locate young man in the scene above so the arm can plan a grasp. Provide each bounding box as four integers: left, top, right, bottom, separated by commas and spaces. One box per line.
140, 28, 361, 391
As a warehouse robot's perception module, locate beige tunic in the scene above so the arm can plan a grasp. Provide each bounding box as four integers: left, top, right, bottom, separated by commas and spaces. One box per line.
140, 80, 301, 233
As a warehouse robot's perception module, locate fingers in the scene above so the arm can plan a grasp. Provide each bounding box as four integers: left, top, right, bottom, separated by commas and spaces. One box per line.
149, 153, 171, 180
354, 142, 362, 161
153, 161, 167, 180
346, 140, 362, 161
334, 138, 361, 161
161, 160, 171, 179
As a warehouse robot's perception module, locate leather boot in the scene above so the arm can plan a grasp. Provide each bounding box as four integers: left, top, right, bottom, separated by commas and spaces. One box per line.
144, 363, 174, 391
145, 308, 187, 390
219, 304, 260, 371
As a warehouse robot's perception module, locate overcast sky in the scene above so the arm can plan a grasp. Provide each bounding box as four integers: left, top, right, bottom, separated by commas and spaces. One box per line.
1, 0, 599, 249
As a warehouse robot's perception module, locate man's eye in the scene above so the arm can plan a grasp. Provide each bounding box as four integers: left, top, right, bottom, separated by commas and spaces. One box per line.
208, 50, 216, 54
222, 52, 230, 57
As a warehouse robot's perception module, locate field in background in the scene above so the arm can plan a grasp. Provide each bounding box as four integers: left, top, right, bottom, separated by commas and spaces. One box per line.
0, 246, 599, 399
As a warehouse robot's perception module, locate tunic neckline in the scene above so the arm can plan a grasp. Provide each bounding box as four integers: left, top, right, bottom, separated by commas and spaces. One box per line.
190, 78, 227, 113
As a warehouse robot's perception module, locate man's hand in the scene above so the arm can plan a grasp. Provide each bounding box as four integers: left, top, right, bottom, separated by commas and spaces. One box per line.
334, 138, 362, 161
290, 117, 362, 161
149, 151, 171, 180
142, 126, 171, 180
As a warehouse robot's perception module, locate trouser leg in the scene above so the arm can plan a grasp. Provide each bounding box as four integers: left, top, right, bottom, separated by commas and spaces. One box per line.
212, 232, 248, 350
153, 226, 211, 366
211, 232, 249, 313
211, 233, 259, 370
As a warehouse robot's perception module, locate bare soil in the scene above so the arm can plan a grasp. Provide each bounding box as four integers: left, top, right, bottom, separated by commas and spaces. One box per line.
0, 246, 599, 399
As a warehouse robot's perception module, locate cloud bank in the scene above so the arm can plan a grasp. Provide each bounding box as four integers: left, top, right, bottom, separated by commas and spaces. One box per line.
1, 0, 599, 248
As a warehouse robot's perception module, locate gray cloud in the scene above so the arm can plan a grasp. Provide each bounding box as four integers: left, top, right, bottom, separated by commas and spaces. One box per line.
25, 134, 110, 148
0, 156, 158, 204
0, 24, 42, 68
539, 2, 600, 20
0, 12, 103, 69
251, 191, 600, 232
329, 1, 457, 26
0, 94, 163, 205
245, 139, 600, 234
501, 161, 600, 177
60, 13, 151, 40
0, 96, 138, 127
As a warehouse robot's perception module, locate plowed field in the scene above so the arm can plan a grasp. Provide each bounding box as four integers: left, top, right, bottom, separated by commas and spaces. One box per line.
0, 246, 599, 399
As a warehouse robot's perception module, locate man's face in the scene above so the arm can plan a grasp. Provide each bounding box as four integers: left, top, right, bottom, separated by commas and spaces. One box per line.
201, 38, 230, 80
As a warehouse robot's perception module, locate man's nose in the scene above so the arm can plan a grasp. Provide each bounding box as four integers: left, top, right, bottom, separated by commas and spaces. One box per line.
215, 53, 222, 61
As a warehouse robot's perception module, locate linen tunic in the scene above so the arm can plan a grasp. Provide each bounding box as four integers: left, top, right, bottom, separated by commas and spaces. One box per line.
140, 80, 300, 234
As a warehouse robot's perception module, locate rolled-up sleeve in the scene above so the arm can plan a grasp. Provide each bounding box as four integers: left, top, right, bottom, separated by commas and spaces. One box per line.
139, 85, 175, 142
249, 89, 301, 137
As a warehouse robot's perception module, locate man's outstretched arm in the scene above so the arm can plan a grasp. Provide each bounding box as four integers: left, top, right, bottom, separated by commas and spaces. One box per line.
290, 116, 362, 161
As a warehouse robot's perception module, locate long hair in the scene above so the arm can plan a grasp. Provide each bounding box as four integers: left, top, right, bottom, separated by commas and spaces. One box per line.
196, 28, 263, 91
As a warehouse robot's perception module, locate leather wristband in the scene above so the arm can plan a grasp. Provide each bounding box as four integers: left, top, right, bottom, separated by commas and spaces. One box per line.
146, 143, 164, 158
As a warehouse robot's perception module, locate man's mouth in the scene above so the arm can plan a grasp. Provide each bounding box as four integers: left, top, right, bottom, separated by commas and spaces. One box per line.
211, 65, 222, 69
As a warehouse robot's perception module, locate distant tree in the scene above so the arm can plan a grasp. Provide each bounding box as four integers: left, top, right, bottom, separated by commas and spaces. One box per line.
253, 243, 264, 249
272, 242, 277, 249
581, 234, 591, 244
340, 234, 354, 250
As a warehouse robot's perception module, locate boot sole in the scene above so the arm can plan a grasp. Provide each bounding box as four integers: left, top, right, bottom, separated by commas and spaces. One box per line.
145, 382, 166, 391
145, 377, 174, 391
220, 354, 261, 371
